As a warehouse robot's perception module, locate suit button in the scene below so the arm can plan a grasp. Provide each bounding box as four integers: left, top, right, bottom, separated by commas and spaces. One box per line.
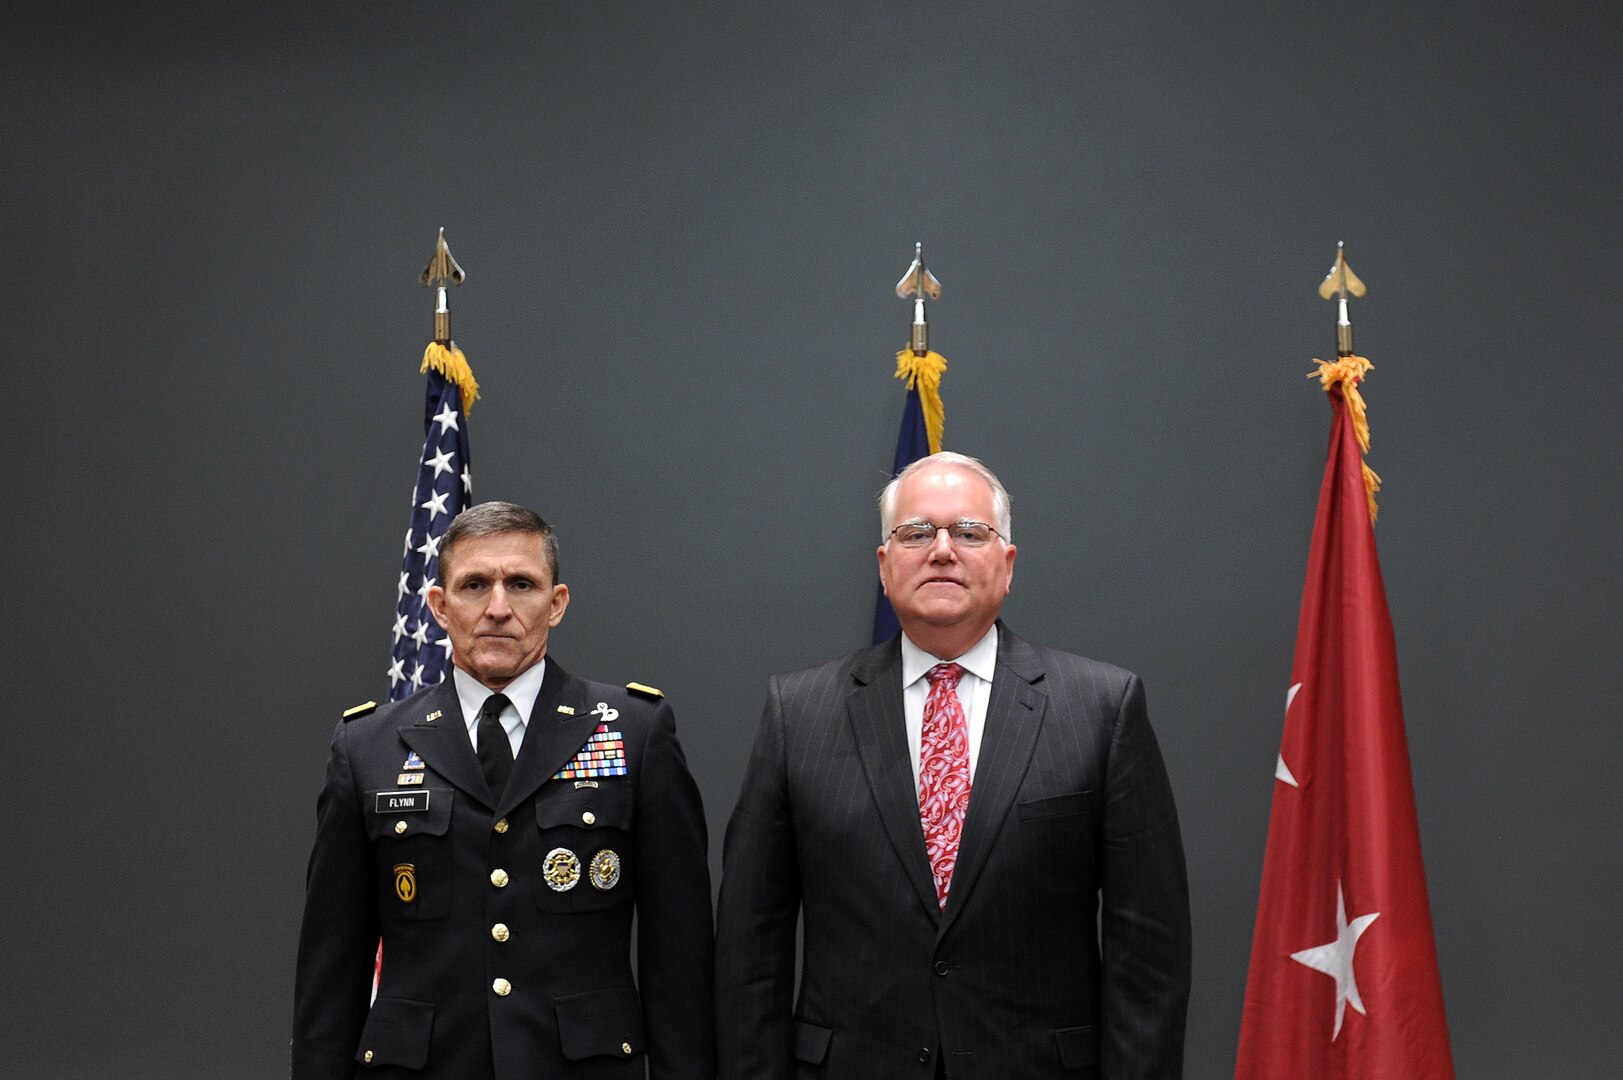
490, 868, 509, 888
363, 1049, 374, 1063
492, 978, 512, 997
621, 1042, 633, 1055
493, 817, 509, 834
491, 923, 509, 942
917, 1048, 931, 1063
582, 811, 596, 825
934, 960, 949, 976
393, 820, 407, 835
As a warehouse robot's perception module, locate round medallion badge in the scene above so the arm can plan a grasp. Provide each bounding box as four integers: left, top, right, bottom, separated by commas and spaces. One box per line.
589, 849, 622, 891
543, 847, 582, 892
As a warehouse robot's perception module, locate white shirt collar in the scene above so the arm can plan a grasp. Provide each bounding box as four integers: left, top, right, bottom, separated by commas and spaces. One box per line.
453, 658, 548, 733
900, 624, 998, 687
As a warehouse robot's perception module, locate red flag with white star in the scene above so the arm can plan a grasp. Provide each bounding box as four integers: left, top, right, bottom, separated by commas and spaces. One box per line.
1234, 361, 1454, 1079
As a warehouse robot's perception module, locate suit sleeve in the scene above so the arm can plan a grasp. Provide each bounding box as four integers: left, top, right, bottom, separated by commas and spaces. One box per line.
1099, 674, 1192, 1080
713, 677, 801, 1080
633, 699, 718, 1080
291, 720, 379, 1080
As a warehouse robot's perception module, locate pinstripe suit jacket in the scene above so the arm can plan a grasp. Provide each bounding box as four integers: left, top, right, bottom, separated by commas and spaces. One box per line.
715, 624, 1190, 1080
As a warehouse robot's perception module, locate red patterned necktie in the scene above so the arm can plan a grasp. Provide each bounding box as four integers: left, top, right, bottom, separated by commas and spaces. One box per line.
918, 662, 971, 908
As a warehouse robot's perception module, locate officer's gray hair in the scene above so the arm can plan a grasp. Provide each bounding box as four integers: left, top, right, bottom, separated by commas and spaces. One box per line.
438, 501, 561, 585
878, 452, 1013, 541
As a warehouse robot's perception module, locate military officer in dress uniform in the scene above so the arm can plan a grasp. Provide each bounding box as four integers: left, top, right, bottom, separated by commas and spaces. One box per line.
293, 501, 715, 1080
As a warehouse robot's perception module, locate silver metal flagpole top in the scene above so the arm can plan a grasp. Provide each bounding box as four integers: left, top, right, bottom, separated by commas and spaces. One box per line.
896, 241, 943, 356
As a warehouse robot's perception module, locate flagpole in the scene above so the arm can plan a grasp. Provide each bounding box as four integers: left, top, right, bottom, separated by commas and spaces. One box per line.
1311, 243, 1380, 524
389, 229, 478, 702
893, 242, 947, 457
874, 243, 950, 643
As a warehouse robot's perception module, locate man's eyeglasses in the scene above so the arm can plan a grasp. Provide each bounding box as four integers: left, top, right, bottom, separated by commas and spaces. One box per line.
886, 520, 1003, 549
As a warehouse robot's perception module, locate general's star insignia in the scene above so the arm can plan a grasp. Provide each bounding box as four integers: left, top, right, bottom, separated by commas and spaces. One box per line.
1290, 880, 1380, 1040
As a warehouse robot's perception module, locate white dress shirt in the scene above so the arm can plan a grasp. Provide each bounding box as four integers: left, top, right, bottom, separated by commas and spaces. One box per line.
900, 625, 997, 791
452, 659, 547, 760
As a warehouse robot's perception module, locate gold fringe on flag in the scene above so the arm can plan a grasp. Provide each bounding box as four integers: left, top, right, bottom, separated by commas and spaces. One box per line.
895, 348, 948, 455
422, 341, 480, 413
1310, 354, 1382, 524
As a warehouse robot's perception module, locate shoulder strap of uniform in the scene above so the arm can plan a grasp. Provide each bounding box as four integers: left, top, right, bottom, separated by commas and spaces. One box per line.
341, 699, 378, 721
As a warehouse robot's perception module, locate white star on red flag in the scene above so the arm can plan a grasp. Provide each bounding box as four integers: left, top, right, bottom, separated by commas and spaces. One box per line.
1289, 881, 1380, 1040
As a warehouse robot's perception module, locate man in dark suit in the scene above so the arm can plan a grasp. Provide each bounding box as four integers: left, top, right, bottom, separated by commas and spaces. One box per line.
294, 501, 714, 1080
715, 453, 1190, 1079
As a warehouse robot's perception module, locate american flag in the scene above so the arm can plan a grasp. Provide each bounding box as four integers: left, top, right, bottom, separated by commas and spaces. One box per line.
387, 367, 473, 700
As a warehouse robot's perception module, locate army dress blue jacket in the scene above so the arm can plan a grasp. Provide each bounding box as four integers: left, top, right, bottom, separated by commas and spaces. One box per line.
293, 658, 715, 1080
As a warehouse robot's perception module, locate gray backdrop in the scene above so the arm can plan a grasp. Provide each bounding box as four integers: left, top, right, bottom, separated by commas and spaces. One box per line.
9, 2, 1620, 1077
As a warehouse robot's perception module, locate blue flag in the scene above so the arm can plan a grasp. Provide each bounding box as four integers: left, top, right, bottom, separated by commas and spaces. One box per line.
387, 368, 473, 700
873, 384, 932, 643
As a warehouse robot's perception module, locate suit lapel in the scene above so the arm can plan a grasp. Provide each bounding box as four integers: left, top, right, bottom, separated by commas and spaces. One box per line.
939, 624, 1047, 936
397, 680, 496, 812
847, 638, 942, 922
498, 658, 600, 818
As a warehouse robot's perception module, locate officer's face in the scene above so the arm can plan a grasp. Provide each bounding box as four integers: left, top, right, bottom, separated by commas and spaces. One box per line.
426, 531, 569, 691
877, 464, 1015, 643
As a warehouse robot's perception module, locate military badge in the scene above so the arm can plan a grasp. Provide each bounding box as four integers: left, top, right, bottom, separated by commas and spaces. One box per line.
589, 849, 622, 891
394, 863, 416, 904
402, 751, 425, 771
397, 772, 424, 785
543, 847, 582, 892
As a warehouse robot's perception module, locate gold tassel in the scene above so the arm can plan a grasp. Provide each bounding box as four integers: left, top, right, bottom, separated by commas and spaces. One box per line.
895, 348, 948, 455
1309, 354, 1380, 524
421, 341, 480, 413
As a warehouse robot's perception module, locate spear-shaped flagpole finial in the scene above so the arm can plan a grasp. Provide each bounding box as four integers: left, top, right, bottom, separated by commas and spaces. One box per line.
1318, 241, 1366, 358
895, 241, 943, 357
421, 227, 466, 346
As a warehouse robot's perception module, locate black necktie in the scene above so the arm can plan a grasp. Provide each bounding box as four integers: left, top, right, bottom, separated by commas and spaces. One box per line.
476, 693, 515, 800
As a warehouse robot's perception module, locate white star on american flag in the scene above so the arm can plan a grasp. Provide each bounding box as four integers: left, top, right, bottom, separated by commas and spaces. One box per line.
421, 489, 451, 521
425, 447, 456, 478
